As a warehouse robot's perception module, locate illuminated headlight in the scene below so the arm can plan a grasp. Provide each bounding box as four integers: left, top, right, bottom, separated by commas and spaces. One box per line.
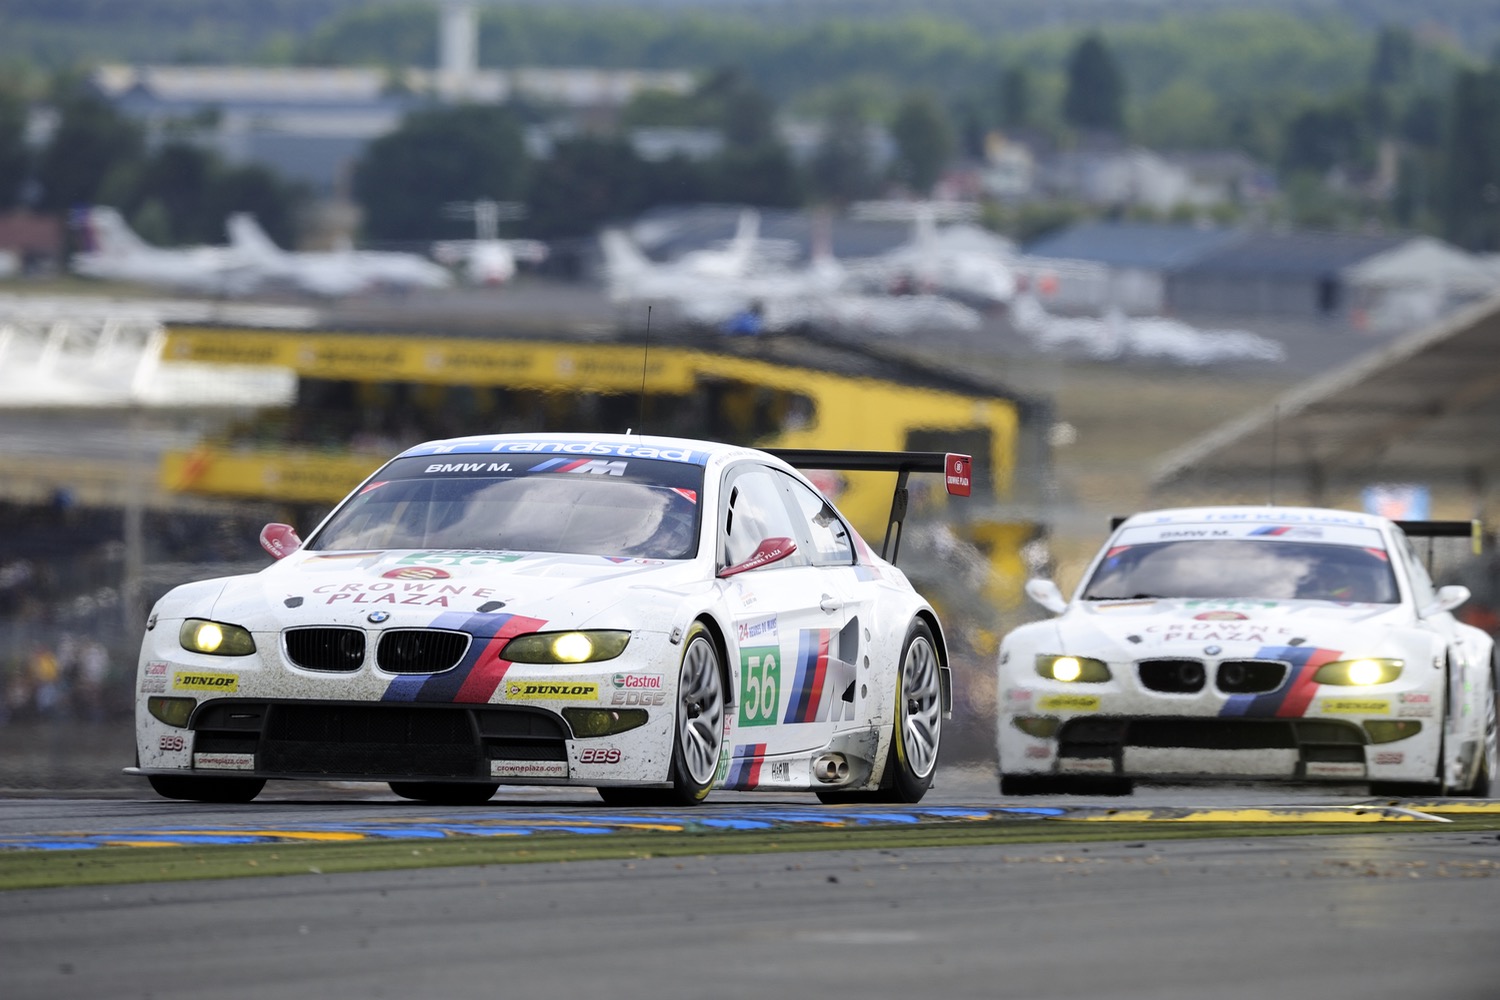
502, 630, 631, 664
1035, 654, 1111, 683
179, 619, 256, 656
1313, 658, 1403, 686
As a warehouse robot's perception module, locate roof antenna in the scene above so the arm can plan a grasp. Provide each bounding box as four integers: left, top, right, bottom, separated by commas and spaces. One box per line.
1269, 405, 1279, 506
635, 305, 652, 436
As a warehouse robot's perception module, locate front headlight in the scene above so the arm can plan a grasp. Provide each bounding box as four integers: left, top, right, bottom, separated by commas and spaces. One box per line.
502, 630, 631, 664
1313, 657, 1403, 686
1035, 654, 1111, 683
179, 619, 257, 656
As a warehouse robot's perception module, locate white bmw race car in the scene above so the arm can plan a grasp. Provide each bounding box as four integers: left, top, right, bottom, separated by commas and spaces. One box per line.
131, 433, 972, 805
998, 505, 1498, 797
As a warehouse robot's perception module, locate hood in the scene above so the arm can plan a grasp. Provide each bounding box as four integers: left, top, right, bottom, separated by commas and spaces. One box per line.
202, 549, 702, 631
1054, 596, 1407, 659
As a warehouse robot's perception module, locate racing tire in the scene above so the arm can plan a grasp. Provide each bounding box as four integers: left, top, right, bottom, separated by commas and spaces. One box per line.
999, 773, 1133, 797
1458, 676, 1497, 798
666, 622, 726, 805
388, 782, 499, 805
599, 622, 725, 808
596, 787, 668, 807
148, 774, 265, 803
817, 620, 942, 805
1368, 780, 1442, 799
999, 773, 1062, 796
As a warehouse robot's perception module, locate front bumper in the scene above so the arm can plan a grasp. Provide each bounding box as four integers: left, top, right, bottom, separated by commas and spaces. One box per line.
997, 681, 1441, 784
136, 698, 587, 783
134, 622, 679, 786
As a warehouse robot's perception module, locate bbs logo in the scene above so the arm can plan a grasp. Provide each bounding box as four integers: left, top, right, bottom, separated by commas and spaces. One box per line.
158, 734, 186, 752
579, 748, 622, 764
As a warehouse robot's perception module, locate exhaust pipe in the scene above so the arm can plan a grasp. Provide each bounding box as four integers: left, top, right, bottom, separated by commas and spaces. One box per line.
813, 753, 850, 783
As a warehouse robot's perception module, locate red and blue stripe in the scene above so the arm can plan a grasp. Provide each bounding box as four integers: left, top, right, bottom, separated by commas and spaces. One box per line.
784, 629, 831, 724
381, 611, 546, 703
1217, 644, 1340, 718
723, 743, 767, 789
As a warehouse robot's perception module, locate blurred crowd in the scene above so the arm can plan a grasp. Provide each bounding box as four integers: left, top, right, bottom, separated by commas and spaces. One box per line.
2, 635, 124, 725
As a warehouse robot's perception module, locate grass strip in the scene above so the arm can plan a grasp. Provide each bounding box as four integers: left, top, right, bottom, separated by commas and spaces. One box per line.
6, 814, 1500, 890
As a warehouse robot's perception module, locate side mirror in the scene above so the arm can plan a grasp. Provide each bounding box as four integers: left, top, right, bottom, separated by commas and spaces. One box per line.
1422, 584, 1470, 617
719, 537, 797, 578
260, 523, 302, 560
1025, 578, 1069, 615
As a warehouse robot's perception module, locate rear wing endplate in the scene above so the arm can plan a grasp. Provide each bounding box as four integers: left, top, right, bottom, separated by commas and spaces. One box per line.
766, 449, 972, 566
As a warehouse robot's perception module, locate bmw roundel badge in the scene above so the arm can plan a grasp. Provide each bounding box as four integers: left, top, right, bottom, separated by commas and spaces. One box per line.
367, 610, 391, 624
1204, 645, 1222, 656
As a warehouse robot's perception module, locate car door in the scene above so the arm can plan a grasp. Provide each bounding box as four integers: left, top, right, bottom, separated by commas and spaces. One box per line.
780, 470, 871, 732
717, 463, 847, 774
1396, 533, 1480, 780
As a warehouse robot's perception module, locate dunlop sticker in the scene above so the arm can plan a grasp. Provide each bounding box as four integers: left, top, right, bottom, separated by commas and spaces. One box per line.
504, 681, 599, 701
1319, 698, 1390, 715
174, 672, 239, 693
1037, 693, 1101, 712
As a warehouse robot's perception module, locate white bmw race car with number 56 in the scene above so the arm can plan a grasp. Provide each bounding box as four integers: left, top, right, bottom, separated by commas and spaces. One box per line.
998, 505, 1497, 797
130, 433, 972, 806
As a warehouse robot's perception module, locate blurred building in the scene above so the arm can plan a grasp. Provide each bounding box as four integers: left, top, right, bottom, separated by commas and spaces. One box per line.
1023, 220, 1498, 323
92, 64, 695, 196
0, 211, 63, 275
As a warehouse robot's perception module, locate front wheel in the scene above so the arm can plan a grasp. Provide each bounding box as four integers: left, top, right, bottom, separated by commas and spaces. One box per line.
665, 623, 726, 805
1458, 676, 1497, 798
599, 622, 725, 808
148, 774, 265, 803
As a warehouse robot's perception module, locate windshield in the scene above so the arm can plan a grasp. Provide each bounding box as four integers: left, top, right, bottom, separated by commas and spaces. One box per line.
310, 455, 704, 560
1082, 539, 1400, 603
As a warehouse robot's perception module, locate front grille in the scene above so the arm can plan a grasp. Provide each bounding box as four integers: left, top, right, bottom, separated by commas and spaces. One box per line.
284, 627, 366, 672
1138, 659, 1206, 693
1216, 660, 1288, 694
377, 629, 471, 674
186, 700, 570, 779
262, 703, 480, 777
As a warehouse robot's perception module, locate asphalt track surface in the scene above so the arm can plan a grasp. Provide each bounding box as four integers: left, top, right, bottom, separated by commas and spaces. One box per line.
6, 770, 1500, 1000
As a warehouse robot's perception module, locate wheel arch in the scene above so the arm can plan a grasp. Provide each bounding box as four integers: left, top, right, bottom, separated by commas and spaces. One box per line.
914, 607, 952, 716
690, 612, 734, 714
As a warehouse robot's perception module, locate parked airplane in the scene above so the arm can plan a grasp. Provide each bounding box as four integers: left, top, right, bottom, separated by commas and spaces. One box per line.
669, 207, 762, 279
845, 201, 1019, 307
599, 221, 843, 312
226, 214, 453, 296
430, 237, 549, 285
599, 221, 980, 335
431, 197, 549, 286
1009, 293, 1286, 366
69, 207, 261, 296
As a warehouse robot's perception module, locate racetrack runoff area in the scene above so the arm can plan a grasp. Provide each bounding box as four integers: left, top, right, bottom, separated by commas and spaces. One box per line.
4, 793, 1500, 890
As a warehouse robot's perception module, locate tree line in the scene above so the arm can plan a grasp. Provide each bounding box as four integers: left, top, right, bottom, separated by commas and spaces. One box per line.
0, 77, 304, 248
0, 14, 1497, 252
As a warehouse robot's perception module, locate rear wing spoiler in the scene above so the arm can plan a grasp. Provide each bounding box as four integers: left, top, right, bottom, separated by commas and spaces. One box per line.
1108, 516, 1482, 554
1395, 520, 1483, 556
767, 449, 973, 566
